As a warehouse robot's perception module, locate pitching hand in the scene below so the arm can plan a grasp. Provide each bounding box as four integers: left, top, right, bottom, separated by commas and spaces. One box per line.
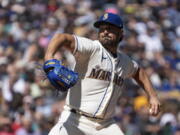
149, 96, 161, 116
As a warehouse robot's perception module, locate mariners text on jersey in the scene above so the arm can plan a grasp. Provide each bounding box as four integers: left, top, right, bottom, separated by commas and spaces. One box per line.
87, 67, 124, 86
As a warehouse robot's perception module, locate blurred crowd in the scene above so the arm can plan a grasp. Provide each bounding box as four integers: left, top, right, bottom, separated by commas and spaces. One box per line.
0, 0, 179, 135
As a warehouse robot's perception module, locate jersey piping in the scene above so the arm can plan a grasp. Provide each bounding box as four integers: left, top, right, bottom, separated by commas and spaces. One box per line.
93, 48, 113, 117
73, 35, 78, 55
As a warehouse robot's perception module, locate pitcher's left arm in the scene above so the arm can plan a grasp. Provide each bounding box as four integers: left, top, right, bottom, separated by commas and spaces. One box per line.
133, 67, 161, 116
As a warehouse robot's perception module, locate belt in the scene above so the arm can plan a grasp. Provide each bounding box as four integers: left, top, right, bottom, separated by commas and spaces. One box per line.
70, 109, 103, 121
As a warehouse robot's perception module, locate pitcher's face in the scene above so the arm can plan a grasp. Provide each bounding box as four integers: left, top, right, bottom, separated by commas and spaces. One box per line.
98, 23, 123, 48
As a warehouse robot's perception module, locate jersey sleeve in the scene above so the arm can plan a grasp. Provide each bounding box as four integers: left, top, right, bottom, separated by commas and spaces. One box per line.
121, 54, 139, 78
129, 60, 139, 77
73, 35, 99, 56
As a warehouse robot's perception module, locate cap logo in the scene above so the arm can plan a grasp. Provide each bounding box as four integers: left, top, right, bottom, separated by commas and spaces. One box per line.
103, 13, 108, 20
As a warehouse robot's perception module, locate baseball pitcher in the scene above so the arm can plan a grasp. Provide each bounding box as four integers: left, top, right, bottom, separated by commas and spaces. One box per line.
43, 13, 161, 135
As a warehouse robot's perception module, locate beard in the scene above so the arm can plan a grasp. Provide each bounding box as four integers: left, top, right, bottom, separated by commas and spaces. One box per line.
99, 36, 119, 49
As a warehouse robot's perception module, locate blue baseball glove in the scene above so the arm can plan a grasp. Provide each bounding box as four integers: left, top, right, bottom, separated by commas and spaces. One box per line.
43, 59, 78, 92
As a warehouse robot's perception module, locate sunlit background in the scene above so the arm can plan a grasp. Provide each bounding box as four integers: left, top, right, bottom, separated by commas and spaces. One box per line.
0, 0, 179, 135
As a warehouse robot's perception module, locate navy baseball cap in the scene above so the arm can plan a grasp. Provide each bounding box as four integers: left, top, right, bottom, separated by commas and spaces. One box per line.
94, 13, 123, 29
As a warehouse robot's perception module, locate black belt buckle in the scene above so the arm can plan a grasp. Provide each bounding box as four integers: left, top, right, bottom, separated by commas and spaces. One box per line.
70, 109, 77, 114
70, 109, 102, 120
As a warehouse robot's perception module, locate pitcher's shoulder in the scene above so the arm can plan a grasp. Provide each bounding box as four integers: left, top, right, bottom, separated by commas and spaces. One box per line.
93, 40, 102, 48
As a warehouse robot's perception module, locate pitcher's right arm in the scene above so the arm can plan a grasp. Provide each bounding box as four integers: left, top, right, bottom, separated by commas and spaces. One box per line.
44, 34, 75, 61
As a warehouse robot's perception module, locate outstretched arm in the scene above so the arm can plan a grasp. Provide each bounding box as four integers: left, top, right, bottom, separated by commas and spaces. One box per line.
44, 33, 75, 61
133, 68, 161, 116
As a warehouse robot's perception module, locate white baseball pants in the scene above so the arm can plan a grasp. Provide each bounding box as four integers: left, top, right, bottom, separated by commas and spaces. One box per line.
48, 109, 124, 135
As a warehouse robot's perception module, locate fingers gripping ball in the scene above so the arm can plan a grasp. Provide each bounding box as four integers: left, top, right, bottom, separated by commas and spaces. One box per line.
43, 59, 78, 92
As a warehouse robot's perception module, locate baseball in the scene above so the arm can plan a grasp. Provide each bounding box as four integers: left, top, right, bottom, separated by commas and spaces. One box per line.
149, 109, 153, 113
